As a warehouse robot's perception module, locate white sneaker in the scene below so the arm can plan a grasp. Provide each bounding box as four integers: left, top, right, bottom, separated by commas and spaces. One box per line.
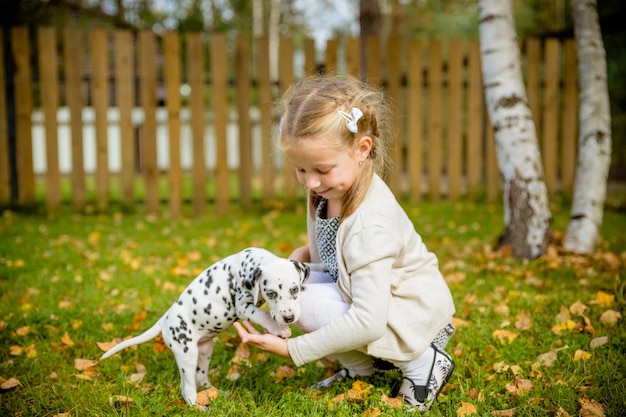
399, 345, 455, 412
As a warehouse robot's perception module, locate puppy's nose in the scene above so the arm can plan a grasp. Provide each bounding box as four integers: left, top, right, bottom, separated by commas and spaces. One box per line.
283, 314, 295, 323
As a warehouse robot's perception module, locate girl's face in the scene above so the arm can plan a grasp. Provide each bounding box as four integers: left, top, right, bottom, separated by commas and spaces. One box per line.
286, 135, 372, 206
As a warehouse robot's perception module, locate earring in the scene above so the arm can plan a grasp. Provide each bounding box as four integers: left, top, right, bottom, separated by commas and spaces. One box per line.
359, 160, 364, 167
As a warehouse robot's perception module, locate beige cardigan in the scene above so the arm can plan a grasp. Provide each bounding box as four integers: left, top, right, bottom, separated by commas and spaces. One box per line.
288, 174, 455, 365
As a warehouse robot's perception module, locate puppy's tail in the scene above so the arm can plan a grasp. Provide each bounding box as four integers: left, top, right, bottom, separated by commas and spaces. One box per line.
100, 319, 163, 360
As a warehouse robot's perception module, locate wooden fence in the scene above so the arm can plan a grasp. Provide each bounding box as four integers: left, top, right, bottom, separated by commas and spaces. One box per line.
0, 27, 578, 215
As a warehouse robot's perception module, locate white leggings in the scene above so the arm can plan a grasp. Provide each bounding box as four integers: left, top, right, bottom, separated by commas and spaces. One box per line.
295, 271, 449, 384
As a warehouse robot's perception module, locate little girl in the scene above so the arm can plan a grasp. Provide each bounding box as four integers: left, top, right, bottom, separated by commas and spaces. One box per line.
234, 74, 456, 412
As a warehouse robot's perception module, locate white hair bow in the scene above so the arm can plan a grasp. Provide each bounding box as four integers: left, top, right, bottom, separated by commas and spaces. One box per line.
337, 107, 363, 133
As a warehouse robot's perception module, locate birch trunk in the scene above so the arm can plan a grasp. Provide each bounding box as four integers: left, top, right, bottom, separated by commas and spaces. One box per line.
564, 0, 612, 254
478, 0, 551, 259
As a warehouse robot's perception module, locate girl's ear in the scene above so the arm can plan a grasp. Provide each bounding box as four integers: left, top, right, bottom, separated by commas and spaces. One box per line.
356, 136, 373, 160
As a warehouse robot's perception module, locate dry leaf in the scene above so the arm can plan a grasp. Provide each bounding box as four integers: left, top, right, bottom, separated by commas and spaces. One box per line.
74, 358, 98, 371
492, 329, 518, 344
556, 405, 572, 417
599, 310, 621, 326
514, 312, 533, 331
15, 326, 31, 337
195, 387, 219, 406
61, 332, 76, 347
272, 365, 296, 382
380, 394, 403, 409
97, 339, 120, 352
569, 300, 588, 317
363, 407, 382, 417
457, 401, 479, 416
225, 364, 242, 381
0, 377, 22, 390
491, 409, 516, 417
578, 397, 605, 417
445, 272, 466, 284
231, 343, 251, 364
590, 336, 608, 349
109, 395, 134, 407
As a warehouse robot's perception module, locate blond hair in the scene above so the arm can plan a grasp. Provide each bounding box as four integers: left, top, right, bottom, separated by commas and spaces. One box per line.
278, 75, 393, 221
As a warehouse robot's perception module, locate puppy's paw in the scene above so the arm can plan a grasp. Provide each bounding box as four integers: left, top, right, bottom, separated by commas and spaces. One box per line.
269, 324, 292, 339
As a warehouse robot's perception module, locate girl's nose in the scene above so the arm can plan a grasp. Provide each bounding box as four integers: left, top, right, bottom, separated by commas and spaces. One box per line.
304, 174, 321, 189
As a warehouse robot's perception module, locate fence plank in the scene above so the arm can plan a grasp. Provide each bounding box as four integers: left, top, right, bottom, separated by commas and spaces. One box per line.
0, 30, 9, 204
365, 37, 381, 84
466, 39, 483, 197
187, 32, 206, 216
90, 28, 110, 211
542, 38, 560, 195
236, 35, 253, 209
345, 37, 359, 78
211, 33, 229, 213
279, 36, 297, 204
561, 39, 578, 196
427, 39, 443, 202
38, 28, 62, 210
115, 30, 135, 207
256, 36, 274, 202
407, 39, 424, 205
303, 38, 316, 75
63, 27, 86, 210
447, 38, 464, 200
164, 32, 182, 217
11, 27, 35, 204
139, 30, 159, 214
386, 36, 403, 195
325, 39, 338, 74
526, 38, 541, 129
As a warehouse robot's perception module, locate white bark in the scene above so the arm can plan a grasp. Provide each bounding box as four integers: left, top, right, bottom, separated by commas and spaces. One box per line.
564, 0, 612, 254
478, 0, 551, 259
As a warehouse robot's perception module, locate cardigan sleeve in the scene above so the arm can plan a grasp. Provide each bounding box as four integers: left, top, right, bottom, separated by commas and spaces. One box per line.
288, 221, 400, 366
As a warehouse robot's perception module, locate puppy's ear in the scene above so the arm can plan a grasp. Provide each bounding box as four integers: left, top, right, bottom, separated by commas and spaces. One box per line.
290, 260, 310, 286
244, 267, 262, 305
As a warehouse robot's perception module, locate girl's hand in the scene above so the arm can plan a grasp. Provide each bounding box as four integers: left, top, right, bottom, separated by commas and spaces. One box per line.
234, 320, 292, 359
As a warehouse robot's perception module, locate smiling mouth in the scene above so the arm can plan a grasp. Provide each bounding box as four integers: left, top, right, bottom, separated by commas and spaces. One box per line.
315, 189, 330, 196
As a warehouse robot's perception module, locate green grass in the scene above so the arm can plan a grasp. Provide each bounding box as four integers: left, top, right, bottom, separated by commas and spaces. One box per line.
0, 200, 625, 416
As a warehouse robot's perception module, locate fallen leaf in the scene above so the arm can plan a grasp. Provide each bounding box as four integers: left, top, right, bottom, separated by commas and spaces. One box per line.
15, 326, 31, 337
578, 397, 605, 417
556, 405, 572, 417
570, 300, 588, 317
75, 358, 99, 371
0, 377, 22, 390
457, 401, 478, 416
595, 291, 614, 308
61, 332, 76, 347
231, 343, 251, 364
109, 395, 134, 408
590, 336, 608, 349
492, 329, 518, 344
272, 365, 296, 382
380, 394, 403, 409
195, 387, 219, 406
573, 349, 591, 362
599, 310, 621, 326
97, 339, 120, 352
225, 364, 242, 381
491, 408, 516, 417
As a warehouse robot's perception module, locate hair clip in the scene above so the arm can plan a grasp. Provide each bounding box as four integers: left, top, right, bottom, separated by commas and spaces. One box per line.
337, 107, 363, 133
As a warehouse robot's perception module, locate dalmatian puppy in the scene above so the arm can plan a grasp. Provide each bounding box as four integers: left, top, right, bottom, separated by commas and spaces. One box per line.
100, 247, 310, 407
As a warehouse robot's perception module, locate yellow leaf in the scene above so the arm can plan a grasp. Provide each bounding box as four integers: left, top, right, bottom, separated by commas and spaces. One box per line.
9, 345, 23, 356
25, 344, 37, 359
573, 349, 591, 362
231, 343, 251, 364
492, 329, 518, 344
97, 339, 120, 352
492, 408, 516, 417
380, 394, 403, 409
457, 401, 478, 416
595, 291, 614, 308
225, 364, 242, 381
272, 365, 296, 382
109, 395, 134, 407
61, 332, 76, 347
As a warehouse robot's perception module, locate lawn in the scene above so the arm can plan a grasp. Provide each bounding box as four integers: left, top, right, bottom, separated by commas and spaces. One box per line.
0, 200, 624, 416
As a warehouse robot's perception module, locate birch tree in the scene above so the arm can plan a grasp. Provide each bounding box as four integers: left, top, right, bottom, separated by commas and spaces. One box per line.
564, 0, 612, 254
478, 0, 551, 259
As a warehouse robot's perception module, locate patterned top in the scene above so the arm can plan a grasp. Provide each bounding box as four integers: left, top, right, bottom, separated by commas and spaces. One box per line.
315, 199, 340, 282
